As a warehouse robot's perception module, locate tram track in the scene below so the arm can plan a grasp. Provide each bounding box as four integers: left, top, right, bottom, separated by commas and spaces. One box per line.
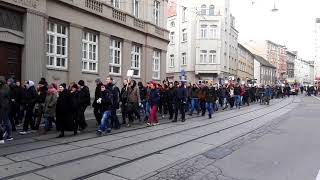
2, 97, 295, 180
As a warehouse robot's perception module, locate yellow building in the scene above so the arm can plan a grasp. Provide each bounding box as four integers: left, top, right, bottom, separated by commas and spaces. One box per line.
237, 43, 254, 82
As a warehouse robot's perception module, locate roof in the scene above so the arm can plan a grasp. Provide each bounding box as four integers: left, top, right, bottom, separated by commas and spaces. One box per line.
238, 43, 254, 57
254, 55, 276, 69
167, 0, 177, 18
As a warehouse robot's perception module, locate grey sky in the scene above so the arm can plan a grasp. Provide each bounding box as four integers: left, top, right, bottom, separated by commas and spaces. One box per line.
230, 0, 320, 60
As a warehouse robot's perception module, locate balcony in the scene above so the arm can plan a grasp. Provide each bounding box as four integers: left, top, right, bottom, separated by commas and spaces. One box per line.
57, 0, 168, 41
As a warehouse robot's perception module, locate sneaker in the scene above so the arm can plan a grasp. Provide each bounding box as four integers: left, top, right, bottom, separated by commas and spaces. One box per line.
6, 137, 13, 141
146, 123, 151, 127
19, 131, 28, 135
0, 140, 4, 144
154, 123, 159, 126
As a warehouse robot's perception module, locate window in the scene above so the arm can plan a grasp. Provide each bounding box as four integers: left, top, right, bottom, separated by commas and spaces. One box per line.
152, 50, 161, 79
209, 25, 217, 39
46, 22, 68, 69
154, 0, 160, 25
82, 32, 98, 72
182, 53, 187, 65
182, 7, 187, 22
109, 39, 122, 74
182, 29, 187, 42
208, 50, 216, 64
113, 0, 120, 8
201, 5, 207, 15
200, 24, 207, 39
169, 54, 175, 67
209, 5, 215, 16
133, 0, 139, 17
170, 32, 175, 44
131, 45, 141, 77
200, 50, 207, 64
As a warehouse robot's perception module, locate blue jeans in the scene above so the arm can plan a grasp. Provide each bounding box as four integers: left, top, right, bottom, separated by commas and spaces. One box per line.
207, 102, 216, 115
99, 111, 112, 132
142, 101, 150, 121
234, 95, 241, 108
190, 98, 199, 114
1, 111, 12, 138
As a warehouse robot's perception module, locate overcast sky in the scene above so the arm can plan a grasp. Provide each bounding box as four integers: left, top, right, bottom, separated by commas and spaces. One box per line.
230, 0, 320, 60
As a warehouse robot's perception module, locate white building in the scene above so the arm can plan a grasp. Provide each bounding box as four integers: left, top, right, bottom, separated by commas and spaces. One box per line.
294, 59, 314, 85
314, 18, 320, 78
166, 0, 238, 83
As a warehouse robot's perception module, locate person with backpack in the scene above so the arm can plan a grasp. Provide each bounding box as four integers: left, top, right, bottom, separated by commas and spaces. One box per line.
105, 76, 121, 130
77, 80, 90, 131
96, 84, 113, 135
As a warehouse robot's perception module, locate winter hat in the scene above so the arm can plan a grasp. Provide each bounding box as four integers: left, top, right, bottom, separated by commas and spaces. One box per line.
60, 83, 67, 89
95, 78, 102, 84
7, 78, 14, 85
78, 80, 85, 86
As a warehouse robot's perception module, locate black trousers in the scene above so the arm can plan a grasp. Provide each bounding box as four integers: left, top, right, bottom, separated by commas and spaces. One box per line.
121, 103, 127, 124
174, 101, 185, 121
167, 102, 174, 119
127, 103, 140, 123
93, 106, 102, 125
200, 100, 206, 115
111, 108, 120, 129
78, 106, 88, 130
23, 104, 35, 131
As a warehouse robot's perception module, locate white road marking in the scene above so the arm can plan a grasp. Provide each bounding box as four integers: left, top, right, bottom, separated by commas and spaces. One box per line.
316, 170, 320, 180
312, 95, 320, 101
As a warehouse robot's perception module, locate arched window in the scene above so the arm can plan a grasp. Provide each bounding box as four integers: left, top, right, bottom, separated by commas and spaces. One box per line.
209, 5, 215, 16
201, 5, 207, 15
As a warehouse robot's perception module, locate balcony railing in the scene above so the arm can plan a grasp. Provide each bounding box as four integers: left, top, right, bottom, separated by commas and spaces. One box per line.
85, 0, 103, 13
112, 9, 126, 22
134, 18, 145, 29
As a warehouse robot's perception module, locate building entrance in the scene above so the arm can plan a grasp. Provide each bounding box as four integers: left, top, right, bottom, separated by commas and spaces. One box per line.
0, 42, 21, 80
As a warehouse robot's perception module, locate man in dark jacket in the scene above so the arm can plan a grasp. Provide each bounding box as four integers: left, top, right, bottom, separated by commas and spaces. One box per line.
167, 83, 175, 120
0, 76, 13, 142
120, 80, 129, 125
234, 83, 241, 109
106, 76, 120, 129
34, 80, 48, 130
206, 82, 217, 119
78, 80, 90, 131
20, 80, 37, 135
92, 78, 103, 125
173, 82, 188, 122
96, 85, 113, 135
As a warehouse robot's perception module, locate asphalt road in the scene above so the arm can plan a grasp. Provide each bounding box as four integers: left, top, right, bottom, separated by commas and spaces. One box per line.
0, 95, 317, 180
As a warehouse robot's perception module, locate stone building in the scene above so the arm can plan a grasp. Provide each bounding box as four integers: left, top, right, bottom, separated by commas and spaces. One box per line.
254, 55, 276, 85
237, 43, 254, 82
0, 0, 169, 94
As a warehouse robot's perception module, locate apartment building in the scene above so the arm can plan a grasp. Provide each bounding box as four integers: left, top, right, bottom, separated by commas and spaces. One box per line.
244, 40, 287, 81
286, 50, 296, 82
294, 58, 315, 85
0, 0, 169, 94
254, 55, 276, 85
237, 43, 254, 81
166, 0, 238, 83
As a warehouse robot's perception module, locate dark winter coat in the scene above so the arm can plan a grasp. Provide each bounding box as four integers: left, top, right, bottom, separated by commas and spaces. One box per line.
78, 86, 90, 107
99, 89, 113, 112
106, 83, 120, 109
167, 87, 176, 103
207, 87, 217, 103
234, 86, 241, 96
0, 82, 10, 112
56, 90, 73, 131
175, 86, 188, 102
149, 89, 160, 107
25, 86, 37, 106
92, 83, 103, 108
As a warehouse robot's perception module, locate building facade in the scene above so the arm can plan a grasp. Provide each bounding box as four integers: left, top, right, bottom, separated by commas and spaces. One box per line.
166, 0, 238, 83
294, 58, 315, 85
0, 0, 169, 94
286, 50, 296, 82
254, 55, 276, 85
314, 18, 320, 78
237, 43, 254, 82
245, 40, 287, 81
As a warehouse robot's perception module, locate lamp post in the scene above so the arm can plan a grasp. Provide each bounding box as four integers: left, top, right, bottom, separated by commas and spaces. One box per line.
271, 0, 279, 12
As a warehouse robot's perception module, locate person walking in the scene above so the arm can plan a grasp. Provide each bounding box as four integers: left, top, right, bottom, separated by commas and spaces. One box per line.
126, 80, 141, 127
92, 78, 103, 125
206, 81, 217, 119
105, 76, 121, 129
34, 79, 48, 130
20, 80, 37, 135
77, 80, 90, 131
43, 84, 58, 133
0, 76, 13, 142
147, 82, 160, 126
120, 80, 129, 125
56, 84, 73, 138
189, 84, 200, 116
173, 82, 187, 122
70, 84, 80, 135
167, 82, 175, 120
96, 84, 113, 135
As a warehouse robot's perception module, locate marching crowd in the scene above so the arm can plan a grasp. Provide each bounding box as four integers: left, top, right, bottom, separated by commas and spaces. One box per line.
1, 75, 315, 143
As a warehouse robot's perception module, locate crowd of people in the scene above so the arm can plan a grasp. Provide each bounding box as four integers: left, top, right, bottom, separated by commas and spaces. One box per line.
1, 75, 316, 143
